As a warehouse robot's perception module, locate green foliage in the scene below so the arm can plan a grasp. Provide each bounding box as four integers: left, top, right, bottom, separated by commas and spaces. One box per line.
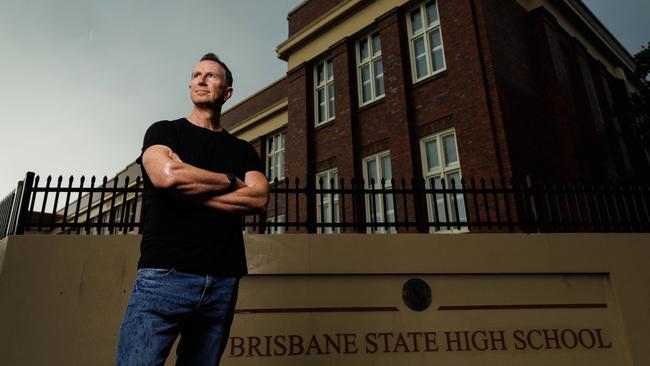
631, 42, 650, 150
633, 42, 650, 81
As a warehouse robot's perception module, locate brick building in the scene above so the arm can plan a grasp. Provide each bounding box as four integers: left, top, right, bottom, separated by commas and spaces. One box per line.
218, 0, 648, 232
7, 0, 646, 236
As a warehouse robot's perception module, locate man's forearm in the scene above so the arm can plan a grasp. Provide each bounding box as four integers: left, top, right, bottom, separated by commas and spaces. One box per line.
199, 186, 268, 214
143, 145, 242, 196
160, 161, 241, 196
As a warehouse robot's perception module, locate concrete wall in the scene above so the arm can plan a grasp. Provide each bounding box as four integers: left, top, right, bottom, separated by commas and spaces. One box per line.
0, 233, 648, 365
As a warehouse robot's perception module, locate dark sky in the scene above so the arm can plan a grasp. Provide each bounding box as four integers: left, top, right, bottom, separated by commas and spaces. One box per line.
583, 0, 649, 55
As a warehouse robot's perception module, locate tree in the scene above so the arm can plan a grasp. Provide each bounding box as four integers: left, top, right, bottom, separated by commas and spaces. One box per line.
630, 42, 650, 152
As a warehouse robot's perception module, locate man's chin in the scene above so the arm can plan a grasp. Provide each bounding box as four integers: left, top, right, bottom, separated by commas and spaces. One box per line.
192, 99, 222, 109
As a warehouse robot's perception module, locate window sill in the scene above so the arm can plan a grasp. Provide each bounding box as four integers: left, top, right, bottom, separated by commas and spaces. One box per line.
314, 119, 335, 131
411, 69, 447, 89
358, 97, 385, 112
267, 177, 288, 186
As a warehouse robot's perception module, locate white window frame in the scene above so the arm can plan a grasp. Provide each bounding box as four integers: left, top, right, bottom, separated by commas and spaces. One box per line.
265, 132, 285, 182
314, 59, 335, 126
406, 0, 447, 83
266, 214, 285, 234
316, 168, 340, 234
356, 31, 385, 106
420, 129, 467, 233
362, 151, 396, 234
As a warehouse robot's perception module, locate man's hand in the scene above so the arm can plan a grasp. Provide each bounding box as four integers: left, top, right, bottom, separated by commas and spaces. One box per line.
169, 150, 183, 163
200, 171, 269, 214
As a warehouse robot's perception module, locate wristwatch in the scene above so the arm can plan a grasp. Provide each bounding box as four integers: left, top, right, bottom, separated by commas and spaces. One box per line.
226, 173, 237, 191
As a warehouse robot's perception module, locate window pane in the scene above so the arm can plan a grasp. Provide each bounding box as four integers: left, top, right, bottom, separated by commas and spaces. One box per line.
432, 176, 447, 222
371, 33, 381, 55
268, 156, 274, 179
318, 174, 327, 189
433, 49, 445, 72
373, 59, 384, 97
317, 63, 324, 85
359, 38, 369, 61
327, 60, 334, 81
429, 29, 444, 71
410, 8, 423, 33
322, 205, 331, 223
278, 150, 285, 178
280, 133, 285, 148
429, 28, 442, 48
446, 171, 460, 188
361, 65, 371, 103
442, 134, 458, 166
446, 171, 466, 222
385, 193, 396, 231
267, 137, 273, 154
413, 36, 428, 78
334, 201, 340, 222
317, 88, 325, 122
381, 155, 392, 182
366, 160, 378, 185
424, 138, 440, 171
327, 83, 335, 119
426, 1, 439, 25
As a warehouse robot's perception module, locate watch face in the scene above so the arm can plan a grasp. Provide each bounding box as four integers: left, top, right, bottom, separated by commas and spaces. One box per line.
227, 173, 236, 188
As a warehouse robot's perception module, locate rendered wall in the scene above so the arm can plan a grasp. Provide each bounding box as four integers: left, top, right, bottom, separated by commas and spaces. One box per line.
0, 233, 648, 365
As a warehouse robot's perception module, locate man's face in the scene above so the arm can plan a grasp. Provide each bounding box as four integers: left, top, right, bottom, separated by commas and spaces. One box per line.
189, 60, 232, 107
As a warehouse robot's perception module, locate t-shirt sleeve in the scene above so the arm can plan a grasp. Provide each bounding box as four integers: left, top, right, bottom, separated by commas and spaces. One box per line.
136, 121, 178, 165
241, 142, 264, 175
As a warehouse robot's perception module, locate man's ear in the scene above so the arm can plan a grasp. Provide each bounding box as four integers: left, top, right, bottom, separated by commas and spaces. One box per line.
223, 87, 233, 102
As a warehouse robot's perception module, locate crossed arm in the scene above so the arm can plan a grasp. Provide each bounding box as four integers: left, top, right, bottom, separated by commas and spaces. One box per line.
142, 144, 269, 214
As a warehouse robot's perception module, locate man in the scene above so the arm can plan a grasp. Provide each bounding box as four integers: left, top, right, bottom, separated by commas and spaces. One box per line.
116, 53, 269, 365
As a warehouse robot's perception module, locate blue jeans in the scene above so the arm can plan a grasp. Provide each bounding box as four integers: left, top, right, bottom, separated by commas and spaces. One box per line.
116, 268, 239, 366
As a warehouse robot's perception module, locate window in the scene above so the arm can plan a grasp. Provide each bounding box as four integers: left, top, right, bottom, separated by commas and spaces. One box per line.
100, 205, 122, 234
357, 32, 384, 105
407, 0, 446, 81
420, 130, 466, 232
266, 214, 285, 234
316, 168, 340, 234
314, 59, 335, 125
89, 216, 99, 235
266, 132, 285, 182
363, 151, 396, 233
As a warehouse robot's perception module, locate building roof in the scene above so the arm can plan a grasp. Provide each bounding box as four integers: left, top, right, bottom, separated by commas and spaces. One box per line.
220, 76, 288, 131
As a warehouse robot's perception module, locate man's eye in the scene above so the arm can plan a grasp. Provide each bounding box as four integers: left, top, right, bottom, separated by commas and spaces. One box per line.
207, 73, 215, 79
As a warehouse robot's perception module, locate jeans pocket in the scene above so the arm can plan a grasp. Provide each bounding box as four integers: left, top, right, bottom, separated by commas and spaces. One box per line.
137, 268, 176, 279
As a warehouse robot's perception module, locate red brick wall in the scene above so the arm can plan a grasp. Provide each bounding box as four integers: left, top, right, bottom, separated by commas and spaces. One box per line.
478, 0, 546, 181
480, 2, 649, 182
288, 0, 347, 37
407, 0, 510, 181
221, 77, 288, 131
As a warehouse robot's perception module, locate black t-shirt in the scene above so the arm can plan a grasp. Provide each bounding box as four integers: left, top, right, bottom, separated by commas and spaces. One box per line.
136, 118, 263, 276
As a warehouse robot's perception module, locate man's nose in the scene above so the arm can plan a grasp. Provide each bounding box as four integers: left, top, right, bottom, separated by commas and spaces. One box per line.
198, 74, 208, 84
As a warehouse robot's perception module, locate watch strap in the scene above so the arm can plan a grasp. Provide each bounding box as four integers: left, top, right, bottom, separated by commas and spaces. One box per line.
226, 173, 237, 191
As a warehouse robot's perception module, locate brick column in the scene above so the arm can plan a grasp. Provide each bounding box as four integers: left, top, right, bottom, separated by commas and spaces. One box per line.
329, 39, 361, 232
330, 39, 358, 181
286, 64, 312, 231
378, 10, 421, 231
529, 8, 580, 182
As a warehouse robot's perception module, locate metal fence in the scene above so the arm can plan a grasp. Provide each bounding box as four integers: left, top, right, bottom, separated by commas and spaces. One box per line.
1, 172, 649, 239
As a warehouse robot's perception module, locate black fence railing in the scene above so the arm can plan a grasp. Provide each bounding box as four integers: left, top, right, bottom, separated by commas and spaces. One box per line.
1, 172, 649, 239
